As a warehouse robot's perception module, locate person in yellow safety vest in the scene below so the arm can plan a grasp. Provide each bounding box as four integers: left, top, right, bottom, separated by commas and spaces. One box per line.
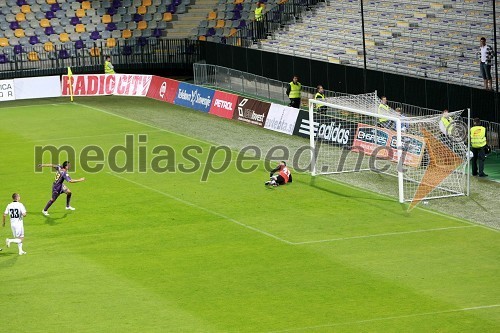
286, 75, 301, 109
439, 109, 454, 136
314, 85, 327, 114
104, 55, 115, 74
254, 2, 264, 41
377, 96, 390, 127
470, 117, 488, 177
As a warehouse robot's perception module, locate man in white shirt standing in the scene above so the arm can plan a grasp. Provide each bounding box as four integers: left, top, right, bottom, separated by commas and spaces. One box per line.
479, 37, 494, 90
3, 193, 27, 255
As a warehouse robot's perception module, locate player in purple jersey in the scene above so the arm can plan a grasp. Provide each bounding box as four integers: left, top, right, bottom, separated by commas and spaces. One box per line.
38, 161, 85, 216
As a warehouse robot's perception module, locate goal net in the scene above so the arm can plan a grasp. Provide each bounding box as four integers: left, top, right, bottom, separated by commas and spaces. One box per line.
308, 93, 470, 208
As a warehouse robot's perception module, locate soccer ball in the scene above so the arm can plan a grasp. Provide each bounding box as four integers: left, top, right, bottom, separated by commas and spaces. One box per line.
466, 151, 474, 160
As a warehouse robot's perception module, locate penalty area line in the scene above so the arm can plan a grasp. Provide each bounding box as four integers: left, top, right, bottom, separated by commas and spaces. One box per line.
265, 304, 500, 333
107, 172, 293, 245
293, 225, 478, 245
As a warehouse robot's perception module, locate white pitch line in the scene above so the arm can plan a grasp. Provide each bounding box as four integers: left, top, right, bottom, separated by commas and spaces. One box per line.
292, 225, 479, 245
107, 172, 293, 245
266, 304, 500, 333
0, 102, 73, 111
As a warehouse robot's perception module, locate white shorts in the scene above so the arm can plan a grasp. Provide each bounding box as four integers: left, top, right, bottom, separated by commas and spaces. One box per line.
11, 221, 24, 238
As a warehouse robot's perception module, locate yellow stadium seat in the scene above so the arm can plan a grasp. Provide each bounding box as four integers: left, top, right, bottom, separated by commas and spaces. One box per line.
163, 12, 172, 22
229, 28, 237, 36
28, 51, 39, 61
14, 29, 25, 38
59, 32, 69, 42
40, 18, 50, 27
142, 0, 151, 6
81, 1, 91, 10
106, 38, 116, 48
215, 19, 225, 28
122, 29, 132, 39
46, 0, 56, 4
102, 14, 111, 24
137, 5, 146, 15
44, 41, 54, 52
16, 13, 26, 22
0, 38, 9, 47
198, 35, 206, 41
76, 8, 85, 18
234, 0, 243, 4
207, 11, 216, 20
90, 47, 100, 57
75, 24, 85, 33
21, 5, 31, 13
137, 21, 147, 30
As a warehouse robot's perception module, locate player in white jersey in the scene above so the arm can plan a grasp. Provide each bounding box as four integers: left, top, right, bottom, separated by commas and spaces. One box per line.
3, 193, 27, 255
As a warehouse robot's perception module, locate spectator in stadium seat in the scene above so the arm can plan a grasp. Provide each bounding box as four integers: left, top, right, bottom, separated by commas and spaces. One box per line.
286, 75, 301, 109
104, 55, 115, 74
478, 37, 494, 90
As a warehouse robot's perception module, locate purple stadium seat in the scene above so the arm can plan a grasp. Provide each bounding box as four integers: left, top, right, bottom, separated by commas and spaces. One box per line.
112, 0, 122, 8
10, 21, 20, 30
0, 54, 9, 63
237, 20, 246, 28
75, 40, 84, 49
45, 26, 55, 35
152, 28, 162, 38
29, 36, 39, 45
70, 17, 81, 25
232, 10, 241, 20
14, 45, 23, 54
138, 36, 147, 46
106, 22, 117, 31
90, 30, 101, 40
207, 28, 215, 36
234, 3, 242, 10
45, 11, 55, 19
122, 45, 132, 56
50, 3, 61, 11
133, 14, 142, 22
167, 4, 176, 13
173, 0, 181, 6
58, 49, 69, 59
107, 7, 117, 15
17, 0, 27, 6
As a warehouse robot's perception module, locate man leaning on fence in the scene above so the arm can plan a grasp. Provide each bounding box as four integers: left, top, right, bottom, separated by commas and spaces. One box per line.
104, 55, 115, 75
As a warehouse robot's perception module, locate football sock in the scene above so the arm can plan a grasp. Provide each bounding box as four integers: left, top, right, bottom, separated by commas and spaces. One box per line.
44, 200, 53, 211
66, 193, 72, 207
9, 238, 21, 244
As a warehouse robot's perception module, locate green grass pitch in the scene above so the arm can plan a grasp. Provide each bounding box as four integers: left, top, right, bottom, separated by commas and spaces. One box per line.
1, 96, 499, 332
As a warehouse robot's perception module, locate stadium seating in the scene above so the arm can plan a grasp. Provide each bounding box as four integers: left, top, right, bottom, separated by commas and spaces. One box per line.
257, 0, 499, 88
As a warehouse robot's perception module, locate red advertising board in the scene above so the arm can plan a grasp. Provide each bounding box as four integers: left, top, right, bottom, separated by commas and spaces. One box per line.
209, 91, 238, 119
146, 76, 179, 104
233, 96, 271, 127
61, 74, 152, 96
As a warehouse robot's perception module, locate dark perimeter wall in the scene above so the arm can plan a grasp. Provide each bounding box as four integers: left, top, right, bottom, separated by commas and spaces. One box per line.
200, 41, 500, 123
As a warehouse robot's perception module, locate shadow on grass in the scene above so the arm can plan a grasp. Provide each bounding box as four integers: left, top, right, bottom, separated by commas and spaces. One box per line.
0, 252, 19, 266
43, 213, 68, 225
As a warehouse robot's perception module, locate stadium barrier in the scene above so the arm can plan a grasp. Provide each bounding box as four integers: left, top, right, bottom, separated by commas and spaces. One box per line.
1, 73, 498, 153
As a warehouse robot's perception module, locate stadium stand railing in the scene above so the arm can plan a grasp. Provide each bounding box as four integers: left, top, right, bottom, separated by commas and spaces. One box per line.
194, 62, 500, 152
0, 38, 201, 78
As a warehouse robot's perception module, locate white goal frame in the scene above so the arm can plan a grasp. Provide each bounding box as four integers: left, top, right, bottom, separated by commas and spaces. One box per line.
308, 96, 470, 205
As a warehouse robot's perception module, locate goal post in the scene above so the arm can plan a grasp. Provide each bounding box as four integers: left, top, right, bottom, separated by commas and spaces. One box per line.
307, 94, 469, 207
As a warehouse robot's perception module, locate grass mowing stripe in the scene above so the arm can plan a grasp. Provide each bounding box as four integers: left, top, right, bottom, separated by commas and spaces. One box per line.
293, 225, 479, 244
76, 102, 216, 146
266, 304, 500, 332
107, 171, 294, 245
0, 102, 73, 110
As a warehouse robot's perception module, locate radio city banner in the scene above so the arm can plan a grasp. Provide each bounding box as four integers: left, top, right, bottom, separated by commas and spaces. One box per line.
61, 74, 152, 96
209, 91, 238, 119
146, 76, 179, 104
0, 79, 15, 101
352, 124, 425, 167
233, 96, 271, 127
174, 82, 215, 113
264, 103, 299, 135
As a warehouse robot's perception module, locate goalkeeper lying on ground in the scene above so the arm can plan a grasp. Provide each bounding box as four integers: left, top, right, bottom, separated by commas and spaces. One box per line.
265, 161, 293, 186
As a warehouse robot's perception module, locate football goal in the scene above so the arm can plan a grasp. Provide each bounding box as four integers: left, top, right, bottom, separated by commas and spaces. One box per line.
308, 93, 470, 208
